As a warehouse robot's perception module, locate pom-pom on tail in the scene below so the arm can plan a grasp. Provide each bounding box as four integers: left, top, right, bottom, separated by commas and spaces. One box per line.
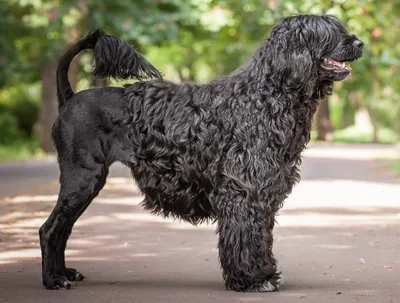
92, 35, 162, 81
56, 29, 161, 109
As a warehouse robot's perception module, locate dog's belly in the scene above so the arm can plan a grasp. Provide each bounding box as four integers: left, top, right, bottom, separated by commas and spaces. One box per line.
130, 158, 216, 224
123, 81, 226, 223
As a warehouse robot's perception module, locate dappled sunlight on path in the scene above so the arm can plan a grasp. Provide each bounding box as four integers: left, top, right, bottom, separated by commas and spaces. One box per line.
0, 143, 399, 302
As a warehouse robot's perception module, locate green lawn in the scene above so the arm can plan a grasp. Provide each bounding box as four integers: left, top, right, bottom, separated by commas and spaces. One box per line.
333, 126, 399, 144
388, 161, 400, 176
311, 126, 399, 145
0, 139, 46, 163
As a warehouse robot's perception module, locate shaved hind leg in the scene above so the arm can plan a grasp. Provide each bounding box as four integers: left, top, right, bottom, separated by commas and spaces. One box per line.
39, 158, 108, 289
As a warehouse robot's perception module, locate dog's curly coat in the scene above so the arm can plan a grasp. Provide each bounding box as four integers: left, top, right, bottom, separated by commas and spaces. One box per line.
39, 14, 363, 291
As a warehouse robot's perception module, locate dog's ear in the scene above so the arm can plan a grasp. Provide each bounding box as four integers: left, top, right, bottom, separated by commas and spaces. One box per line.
267, 26, 317, 94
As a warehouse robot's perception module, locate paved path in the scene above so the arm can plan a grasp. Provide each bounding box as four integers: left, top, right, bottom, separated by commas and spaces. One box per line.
0, 143, 399, 303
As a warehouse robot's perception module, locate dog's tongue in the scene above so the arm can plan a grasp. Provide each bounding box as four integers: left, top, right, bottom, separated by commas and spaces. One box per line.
328, 58, 344, 67
328, 58, 352, 71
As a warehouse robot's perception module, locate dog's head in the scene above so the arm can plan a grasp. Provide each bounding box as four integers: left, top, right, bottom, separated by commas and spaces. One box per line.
266, 15, 363, 98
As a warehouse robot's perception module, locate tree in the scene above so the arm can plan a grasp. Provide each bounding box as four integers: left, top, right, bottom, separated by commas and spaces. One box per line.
38, 0, 89, 151
3, 0, 206, 151
146, 0, 280, 81
316, 100, 333, 141
2, 0, 399, 149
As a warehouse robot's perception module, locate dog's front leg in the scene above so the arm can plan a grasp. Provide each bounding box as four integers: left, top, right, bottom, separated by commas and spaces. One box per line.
216, 195, 283, 292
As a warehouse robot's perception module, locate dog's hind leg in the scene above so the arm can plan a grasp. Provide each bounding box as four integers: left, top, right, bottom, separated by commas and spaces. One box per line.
39, 158, 108, 289
54, 195, 100, 282
216, 194, 283, 292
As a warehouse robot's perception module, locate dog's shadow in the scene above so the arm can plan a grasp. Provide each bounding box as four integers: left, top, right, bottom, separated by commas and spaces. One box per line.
85, 278, 224, 291
83, 277, 334, 293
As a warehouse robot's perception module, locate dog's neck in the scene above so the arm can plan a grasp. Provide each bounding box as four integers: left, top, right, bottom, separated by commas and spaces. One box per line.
228, 41, 320, 104
221, 43, 321, 151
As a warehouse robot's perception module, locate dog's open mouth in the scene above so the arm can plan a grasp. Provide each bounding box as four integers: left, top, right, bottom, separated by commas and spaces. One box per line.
321, 58, 352, 72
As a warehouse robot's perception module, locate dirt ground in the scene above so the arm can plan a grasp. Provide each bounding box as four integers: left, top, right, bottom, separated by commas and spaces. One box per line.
1, 143, 399, 303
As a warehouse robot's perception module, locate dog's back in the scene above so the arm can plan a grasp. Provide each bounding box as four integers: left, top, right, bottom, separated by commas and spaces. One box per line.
52, 87, 132, 166
52, 29, 164, 166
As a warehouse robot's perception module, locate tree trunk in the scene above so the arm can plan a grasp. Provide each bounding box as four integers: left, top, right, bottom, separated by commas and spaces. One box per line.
342, 92, 351, 128
38, 59, 58, 152
368, 62, 379, 143
369, 106, 379, 143
177, 69, 184, 82
37, 0, 88, 152
37, 56, 79, 152
177, 65, 196, 82
316, 98, 333, 141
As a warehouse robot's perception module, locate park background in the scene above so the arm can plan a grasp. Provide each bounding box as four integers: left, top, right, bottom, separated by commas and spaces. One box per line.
1, 1, 400, 301
0, 0, 399, 173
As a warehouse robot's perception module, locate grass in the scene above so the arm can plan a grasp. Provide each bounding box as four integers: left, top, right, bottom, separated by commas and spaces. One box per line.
378, 159, 400, 178
388, 161, 400, 177
0, 138, 47, 163
332, 126, 399, 144
311, 125, 399, 144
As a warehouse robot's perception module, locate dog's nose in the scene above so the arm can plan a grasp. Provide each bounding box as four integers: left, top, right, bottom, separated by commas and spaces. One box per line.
353, 40, 364, 49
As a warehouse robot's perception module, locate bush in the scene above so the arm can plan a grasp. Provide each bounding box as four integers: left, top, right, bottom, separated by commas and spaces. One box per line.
0, 83, 40, 137
0, 112, 23, 144
8, 98, 39, 136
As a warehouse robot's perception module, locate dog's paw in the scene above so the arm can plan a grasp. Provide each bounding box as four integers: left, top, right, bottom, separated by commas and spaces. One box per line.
63, 268, 85, 281
43, 275, 73, 290
246, 273, 284, 292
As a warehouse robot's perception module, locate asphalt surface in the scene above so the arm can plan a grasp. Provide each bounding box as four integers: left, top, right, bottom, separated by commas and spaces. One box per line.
0, 143, 399, 303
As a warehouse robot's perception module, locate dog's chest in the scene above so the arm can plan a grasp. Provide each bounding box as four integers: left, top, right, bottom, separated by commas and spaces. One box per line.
272, 103, 317, 150
267, 102, 318, 175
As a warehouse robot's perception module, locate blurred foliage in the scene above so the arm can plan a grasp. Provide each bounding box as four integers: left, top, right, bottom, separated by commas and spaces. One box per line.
0, 112, 23, 144
147, 0, 400, 137
0, 138, 45, 162
0, 0, 399, 154
332, 126, 399, 145
0, 83, 40, 136
0, 0, 204, 84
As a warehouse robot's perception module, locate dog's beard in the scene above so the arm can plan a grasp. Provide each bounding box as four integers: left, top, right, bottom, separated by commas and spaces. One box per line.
313, 80, 334, 99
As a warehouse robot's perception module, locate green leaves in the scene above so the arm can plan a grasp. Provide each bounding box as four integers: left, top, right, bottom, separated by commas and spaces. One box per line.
87, 0, 203, 46
1, 0, 399, 133
1, 0, 205, 86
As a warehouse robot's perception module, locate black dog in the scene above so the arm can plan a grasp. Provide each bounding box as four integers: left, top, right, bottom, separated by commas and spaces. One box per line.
39, 14, 363, 292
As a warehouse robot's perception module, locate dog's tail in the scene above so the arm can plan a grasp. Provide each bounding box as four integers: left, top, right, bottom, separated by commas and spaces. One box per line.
56, 29, 162, 108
